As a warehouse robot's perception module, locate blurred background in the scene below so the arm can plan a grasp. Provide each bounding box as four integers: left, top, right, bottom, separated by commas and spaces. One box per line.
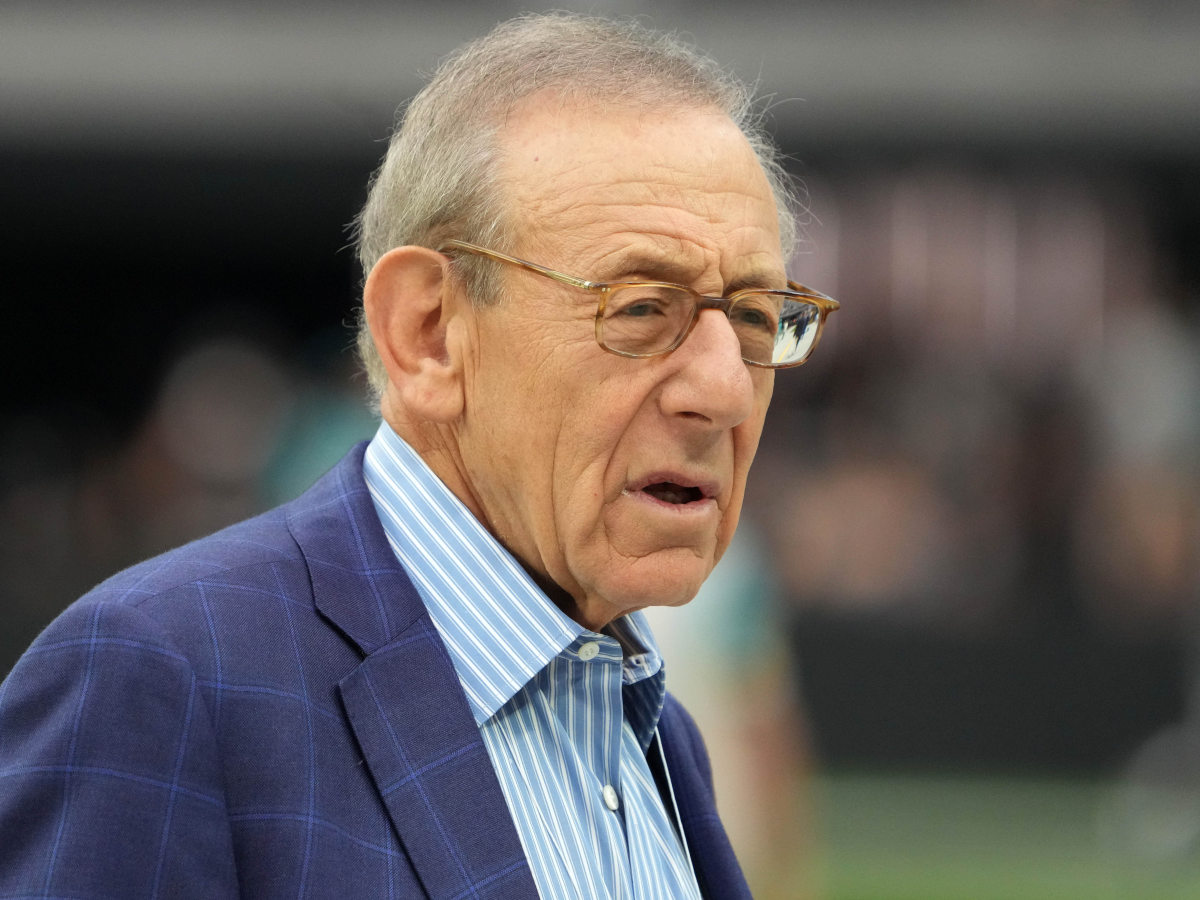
3, 1, 1199, 897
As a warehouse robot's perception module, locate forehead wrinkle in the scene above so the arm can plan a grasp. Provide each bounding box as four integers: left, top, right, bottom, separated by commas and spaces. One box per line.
722, 223, 787, 288
507, 147, 771, 227
586, 242, 784, 298
496, 110, 783, 289
590, 241, 704, 286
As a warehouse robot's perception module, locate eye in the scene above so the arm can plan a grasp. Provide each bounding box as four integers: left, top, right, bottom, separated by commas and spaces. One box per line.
605, 286, 690, 320
619, 298, 668, 318
729, 295, 780, 334
730, 306, 771, 329
601, 285, 695, 356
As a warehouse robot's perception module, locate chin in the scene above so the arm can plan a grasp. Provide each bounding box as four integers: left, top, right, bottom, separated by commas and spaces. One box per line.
597, 555, 711, 615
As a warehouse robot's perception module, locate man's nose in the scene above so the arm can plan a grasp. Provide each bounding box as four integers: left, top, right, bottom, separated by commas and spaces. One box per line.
658, 308, 757, 429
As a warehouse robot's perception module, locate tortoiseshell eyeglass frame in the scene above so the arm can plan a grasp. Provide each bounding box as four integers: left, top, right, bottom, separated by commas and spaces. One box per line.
437, 239, 840, 368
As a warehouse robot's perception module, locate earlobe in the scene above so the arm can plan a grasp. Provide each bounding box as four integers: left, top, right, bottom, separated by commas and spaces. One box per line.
363, 246, 465, 423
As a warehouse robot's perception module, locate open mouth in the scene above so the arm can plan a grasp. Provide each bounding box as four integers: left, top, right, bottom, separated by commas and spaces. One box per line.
641, 482, 705, 505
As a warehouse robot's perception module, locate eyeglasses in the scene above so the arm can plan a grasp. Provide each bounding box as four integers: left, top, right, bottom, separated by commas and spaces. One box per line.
437, 239, 839, 369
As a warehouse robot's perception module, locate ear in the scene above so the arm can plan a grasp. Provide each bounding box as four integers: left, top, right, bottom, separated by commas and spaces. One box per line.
362, 246, 464, 423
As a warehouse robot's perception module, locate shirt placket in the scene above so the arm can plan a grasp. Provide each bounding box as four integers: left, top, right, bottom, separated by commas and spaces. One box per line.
568, 634, 634, 896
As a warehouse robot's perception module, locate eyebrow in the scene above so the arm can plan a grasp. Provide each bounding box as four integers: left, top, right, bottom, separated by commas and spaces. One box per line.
592, 249, 785, 295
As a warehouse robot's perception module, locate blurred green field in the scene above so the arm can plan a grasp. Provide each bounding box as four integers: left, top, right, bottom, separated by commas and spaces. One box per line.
809, 772, 1200, 900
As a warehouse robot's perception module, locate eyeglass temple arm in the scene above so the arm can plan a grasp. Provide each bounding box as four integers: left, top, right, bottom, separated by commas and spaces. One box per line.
438, 239, 599, 292
787, 281, 840, 312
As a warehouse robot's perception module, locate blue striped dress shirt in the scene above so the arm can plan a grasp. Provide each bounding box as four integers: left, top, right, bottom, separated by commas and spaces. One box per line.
363, 423, 702, 899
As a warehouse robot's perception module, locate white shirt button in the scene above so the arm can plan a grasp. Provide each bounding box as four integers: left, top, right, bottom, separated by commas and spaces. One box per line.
578, 641, 600, 661
602, 784, 620, 811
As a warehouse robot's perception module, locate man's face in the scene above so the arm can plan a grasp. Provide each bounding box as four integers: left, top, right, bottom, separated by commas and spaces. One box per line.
451, 99, 783, 630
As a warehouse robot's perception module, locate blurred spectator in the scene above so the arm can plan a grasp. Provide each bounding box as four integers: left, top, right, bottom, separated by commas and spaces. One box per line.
644, 524, 817, 900
0, 317, 374, 679
763, 162, 1197, 644
1073, 298, 1200, 636
74, 333, 294, 575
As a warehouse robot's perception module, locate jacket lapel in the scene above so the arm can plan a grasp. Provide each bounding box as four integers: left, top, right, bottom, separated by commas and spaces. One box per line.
338, 620, 537, 900
288, 446, 538, 900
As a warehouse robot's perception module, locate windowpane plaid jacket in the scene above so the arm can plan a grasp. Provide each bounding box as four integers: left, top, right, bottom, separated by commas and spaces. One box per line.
0, 444, 750, 899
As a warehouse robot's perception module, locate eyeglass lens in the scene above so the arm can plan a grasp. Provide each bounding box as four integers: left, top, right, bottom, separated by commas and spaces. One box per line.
600, 285, 822, 366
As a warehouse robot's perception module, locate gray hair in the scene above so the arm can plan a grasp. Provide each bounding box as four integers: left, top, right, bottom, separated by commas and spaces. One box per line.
353, 12, 799, 399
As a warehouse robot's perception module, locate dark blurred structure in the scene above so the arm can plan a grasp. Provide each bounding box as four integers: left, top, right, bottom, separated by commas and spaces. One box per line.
3, 2, 1199, 790
762, 160, 1200, 773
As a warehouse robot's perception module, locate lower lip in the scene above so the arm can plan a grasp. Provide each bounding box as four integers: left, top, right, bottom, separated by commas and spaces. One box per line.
623, 489, 718, 516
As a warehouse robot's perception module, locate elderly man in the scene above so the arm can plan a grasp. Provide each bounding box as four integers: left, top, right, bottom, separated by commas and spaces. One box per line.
0, 14, 836, 899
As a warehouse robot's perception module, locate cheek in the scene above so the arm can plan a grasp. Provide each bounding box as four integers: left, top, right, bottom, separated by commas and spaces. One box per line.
548, 381, 647, 531
738, 381, 773, 463
550, 412, 622, 521
718, 396, 772, 541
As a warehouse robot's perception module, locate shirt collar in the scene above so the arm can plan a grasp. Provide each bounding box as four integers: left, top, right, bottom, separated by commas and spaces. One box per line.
362, 423, 666, 734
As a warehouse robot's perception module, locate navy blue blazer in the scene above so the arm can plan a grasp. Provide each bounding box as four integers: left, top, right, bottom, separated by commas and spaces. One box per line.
0, 444, 750, 898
